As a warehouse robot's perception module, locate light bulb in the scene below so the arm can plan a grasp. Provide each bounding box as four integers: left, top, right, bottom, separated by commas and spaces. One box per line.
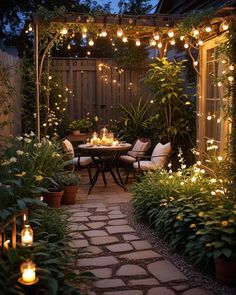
184, 43, 189, 49
149, 39, 156, 46
205, 26, 212, 32
217, 81, 222, 87
87, 51, 91, 55
82, 32, 87, 38
198, 39, 203, 46
101, 28, 107, 37
67, 44, 71, 50
122, 36, 128, 43
170, 39, 175, 45
222, 21, 229, 31
228, 76, 234, 82
194, 61, 198, 66
28, 26, 33, 32
157, 41, 162, 48
60, 27, 68, 35
153, 32, 160, 40
135, 39, 141, 46
180, 36, 184, 41
82, 26, 88, 33
193, 28, 199, 36
117, 27, 123, 37
229, 65, 234, 71
168, 29, 174, 38
88, 39, 94, 46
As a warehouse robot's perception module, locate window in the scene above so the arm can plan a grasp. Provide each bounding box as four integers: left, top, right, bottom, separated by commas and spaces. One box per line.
198, 36, 229, 160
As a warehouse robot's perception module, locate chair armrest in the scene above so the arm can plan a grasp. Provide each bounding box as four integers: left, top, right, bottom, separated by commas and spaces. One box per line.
136, 154, 169, 170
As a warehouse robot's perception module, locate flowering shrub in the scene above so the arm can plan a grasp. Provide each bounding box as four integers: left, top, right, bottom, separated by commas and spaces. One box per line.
132, 143, 236, 267
0, 133, 65, 207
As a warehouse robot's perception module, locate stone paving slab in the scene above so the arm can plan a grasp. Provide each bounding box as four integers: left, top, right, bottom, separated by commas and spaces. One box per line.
106, 243, 133, 253
147, 260, 188, 282
182, 288, 210, 295
147, 287, 175, 295
84, 230, 108, 237
87, 222, 106, 229
108, 219, 128, 225
91, 236, 119, 245
104, 291, 143, 295
116, 264, 147, 276
120, 250, 161, 261
123, 234, 140, 241
94, 279, 125, 288
78, 256, 119, 267
89, 215, 109, 221
131, 240, 152, 250
90, 268, 112, 278
108, 214, 127, 219
105, 225, 136, 234
69, 239, 89, 248
129, 278, 159, 286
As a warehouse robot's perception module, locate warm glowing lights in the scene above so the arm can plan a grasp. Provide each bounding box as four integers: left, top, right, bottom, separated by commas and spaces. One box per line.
194, 61, 198, 66
19, 260, 37, 285
88, 39, 94, 46
218, 156, 223, 161
60, 27, 68, 35
168, 29, 174, 38
184, 43, 189, 49
222, 21, 229, 31
149, 39, 156, 47
193, 28, 199, 36
217, 81, 222, 87
67, 44, 71, 50
135, 39, 141, 46
228, 76, 234, 82
4, 240, 10, 250
153, 32, 160, 40
157, 41, 162, 48
122, 36, 128, 43
180, 36, 184, 41
87, 51, 91, 55
229, 65, 235, 71
101, 28, 107, 37
170, 39, 175, 45
21, 225, 33, 247
205, 26, 212, 32
117, 27, 123, 37
207, 115, 212, 121
198, 39, 203, 46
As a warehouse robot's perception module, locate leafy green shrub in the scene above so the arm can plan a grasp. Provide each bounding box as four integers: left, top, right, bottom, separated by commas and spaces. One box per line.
69, 118, 94, 133
132, 144, 235, 267
57, 172, 80, 186
0, 133, 65, 206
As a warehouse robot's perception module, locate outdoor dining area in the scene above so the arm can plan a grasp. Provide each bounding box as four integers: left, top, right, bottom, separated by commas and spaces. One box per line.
1, 0, 236, 294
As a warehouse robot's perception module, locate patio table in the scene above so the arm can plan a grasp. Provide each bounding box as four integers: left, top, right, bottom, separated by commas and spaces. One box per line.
78, 143, 132, 194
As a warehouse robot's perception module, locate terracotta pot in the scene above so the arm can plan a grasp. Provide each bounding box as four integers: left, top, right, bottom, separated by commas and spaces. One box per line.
215, 257, 236, 286
73, 130, 80, 135
43, 191, 64, 208
61, 186, 78, 205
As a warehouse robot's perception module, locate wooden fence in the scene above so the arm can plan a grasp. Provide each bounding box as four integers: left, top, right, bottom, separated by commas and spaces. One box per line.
52, 58, 149, 124
0, 49, 21, 139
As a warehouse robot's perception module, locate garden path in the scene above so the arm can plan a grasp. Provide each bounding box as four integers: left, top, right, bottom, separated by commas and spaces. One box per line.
65, 172, 210, 295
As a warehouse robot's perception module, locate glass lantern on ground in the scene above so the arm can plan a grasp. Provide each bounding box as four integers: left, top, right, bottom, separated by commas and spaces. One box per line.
21, 224, 33, 246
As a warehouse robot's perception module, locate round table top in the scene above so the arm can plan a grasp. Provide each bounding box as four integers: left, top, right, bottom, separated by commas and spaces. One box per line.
78, 143, 132, 152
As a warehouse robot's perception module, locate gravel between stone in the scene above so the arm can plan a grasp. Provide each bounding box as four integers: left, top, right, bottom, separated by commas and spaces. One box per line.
120, 201, 236, 295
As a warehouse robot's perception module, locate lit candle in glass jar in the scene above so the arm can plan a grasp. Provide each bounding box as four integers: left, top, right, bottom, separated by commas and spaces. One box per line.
20, 260, 37, 284
21, 225, 33, 246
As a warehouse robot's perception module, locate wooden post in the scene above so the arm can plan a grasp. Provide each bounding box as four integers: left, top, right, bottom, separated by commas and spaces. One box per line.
35, 23, 40, 142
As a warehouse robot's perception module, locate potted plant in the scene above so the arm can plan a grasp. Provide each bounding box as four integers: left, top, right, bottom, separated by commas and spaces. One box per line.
57, 173, 80, 205
69, 118, 93, 135
198, 203, 236, 286
43, 177, 64, 208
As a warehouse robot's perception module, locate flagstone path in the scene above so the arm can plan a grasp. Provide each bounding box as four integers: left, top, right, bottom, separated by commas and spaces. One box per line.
65, 175, 211, 295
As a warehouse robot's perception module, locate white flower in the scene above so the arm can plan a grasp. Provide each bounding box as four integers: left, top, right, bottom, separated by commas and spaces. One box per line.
16, 136, 23, 141
200, 169, 205, 174
177, 171, 182, 176
168, 163, 172, 168
1, 160, 10, 166
210, 178, 217, 183
9, 157, 17, 163
24, 138, 31, 143
16, 150, 24, 155
196, 161, 201, 165
181, 164, 186, 169
24, 133, 30, 138
30, 131, 35, 137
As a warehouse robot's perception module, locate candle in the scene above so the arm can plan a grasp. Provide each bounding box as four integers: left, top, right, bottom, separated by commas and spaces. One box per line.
3, 240, 10, 250
21, 225, 33, 246
20, 260, 37, 285
22, 268, 36, 283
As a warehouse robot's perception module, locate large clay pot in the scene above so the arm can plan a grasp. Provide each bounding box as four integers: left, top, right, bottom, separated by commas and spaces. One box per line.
43, 191, 64, 208
61, 186, 78, 205
215, 257, 236, 286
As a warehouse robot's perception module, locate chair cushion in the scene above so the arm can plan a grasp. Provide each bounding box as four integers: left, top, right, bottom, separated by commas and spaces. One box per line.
62, 139, 75, 158
133, 160, 162, 170
120, 154, 136, 164
127, 139, 149, 158
151, 142, 171, 166
76, 156, 93, 166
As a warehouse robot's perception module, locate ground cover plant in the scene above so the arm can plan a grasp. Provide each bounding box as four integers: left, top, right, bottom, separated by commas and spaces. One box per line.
132, 142, 236, 268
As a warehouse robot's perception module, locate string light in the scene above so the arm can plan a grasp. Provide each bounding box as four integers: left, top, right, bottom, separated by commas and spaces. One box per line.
88, 39, 94, 46
153, 32, 160, 40
135, 39, 141, 46
180, 36, 184, 41
122, 36, 128, 43
60, 27, 68, 35
198, 39, 203, 46
149, 39, 156, 47
67, 44, 71, 50
28, 25, 33, 32
228, 76, 234, 82
193, 28, 199, 36
184, 43, 189, 49
170, 39, 175, 45
157, 41, 162, 48
222, 20, 229, 31
117, 27, 123, 37
168, 29, 174, 38
194, 61, 198, 66
205, 26, 212, 32
101, 28, 107, 37
87, 51, 91, 55
229, 65, 234, 71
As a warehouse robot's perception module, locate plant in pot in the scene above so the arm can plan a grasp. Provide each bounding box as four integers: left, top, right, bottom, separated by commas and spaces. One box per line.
69, 118, 93, 135
42, 177, 64, 208
197, 201, 236, 286
57, 172, 80, 205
